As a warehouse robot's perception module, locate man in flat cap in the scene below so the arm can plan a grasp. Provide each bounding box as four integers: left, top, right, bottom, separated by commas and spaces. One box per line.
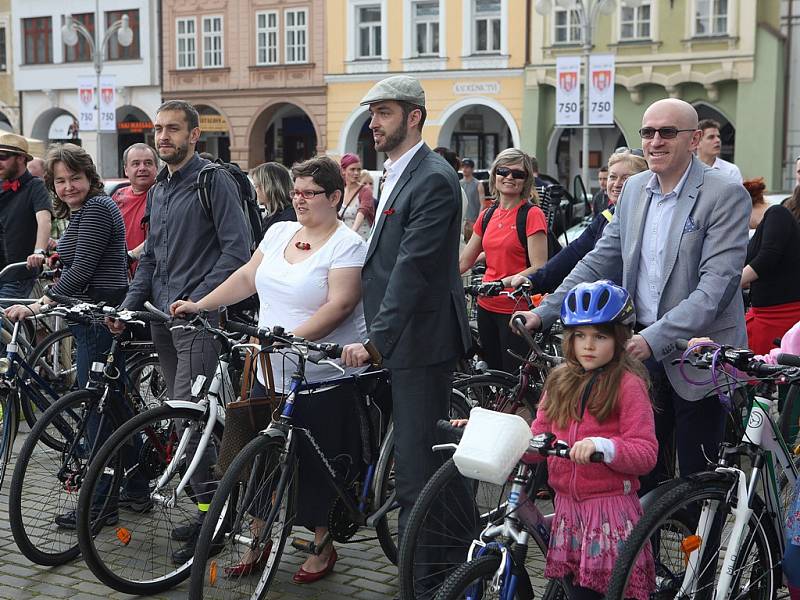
343, 75, 471, 594
0, 133, 52, 299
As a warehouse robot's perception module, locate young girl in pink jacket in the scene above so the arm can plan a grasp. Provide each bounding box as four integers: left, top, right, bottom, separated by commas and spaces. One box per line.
529, 280, 657, 600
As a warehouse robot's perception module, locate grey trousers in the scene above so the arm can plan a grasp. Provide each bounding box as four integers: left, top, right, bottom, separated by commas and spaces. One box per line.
151, 319, 221, 510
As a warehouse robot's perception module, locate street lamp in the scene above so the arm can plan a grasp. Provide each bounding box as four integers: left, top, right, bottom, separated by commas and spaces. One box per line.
62, 6, 133, 177
536, 0, 644, 191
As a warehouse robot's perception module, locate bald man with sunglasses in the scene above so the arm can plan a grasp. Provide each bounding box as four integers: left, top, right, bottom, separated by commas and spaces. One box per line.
516, 98, 750, 492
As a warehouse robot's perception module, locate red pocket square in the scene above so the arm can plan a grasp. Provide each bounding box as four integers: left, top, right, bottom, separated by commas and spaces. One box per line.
383, 208, 395, 215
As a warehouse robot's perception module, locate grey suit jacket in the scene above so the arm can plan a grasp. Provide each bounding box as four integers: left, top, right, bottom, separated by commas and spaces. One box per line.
534, 156, 750, 400
362, 144, 471, 369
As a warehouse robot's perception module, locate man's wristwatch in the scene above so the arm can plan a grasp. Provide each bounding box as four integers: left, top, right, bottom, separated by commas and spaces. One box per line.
33, 249, 46, 256
363, 339, 383, 366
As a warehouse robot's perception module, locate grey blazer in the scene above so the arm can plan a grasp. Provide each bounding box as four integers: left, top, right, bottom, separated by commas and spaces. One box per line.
534, 156, 750, 400
361, 144, 471, 369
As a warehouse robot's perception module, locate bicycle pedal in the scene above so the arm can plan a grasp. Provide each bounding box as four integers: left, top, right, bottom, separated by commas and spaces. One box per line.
291, 538, 314, 553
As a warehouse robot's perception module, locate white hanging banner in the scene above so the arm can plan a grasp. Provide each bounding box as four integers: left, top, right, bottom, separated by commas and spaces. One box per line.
588, 54, 615, 125
77, 76, 96, 132
555, 56, 581, 126
99, 75, 117, 132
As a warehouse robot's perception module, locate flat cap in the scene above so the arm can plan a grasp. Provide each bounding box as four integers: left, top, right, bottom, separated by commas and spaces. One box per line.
359, 75, 425, 108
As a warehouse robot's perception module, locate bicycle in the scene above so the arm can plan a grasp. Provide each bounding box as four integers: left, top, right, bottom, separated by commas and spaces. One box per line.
605, 340, 800, 600
431, 419, 603, 600
7, 297, 166, 566
398, 316, 563, 600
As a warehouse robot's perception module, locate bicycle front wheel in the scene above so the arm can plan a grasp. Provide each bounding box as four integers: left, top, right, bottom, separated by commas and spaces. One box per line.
0, 387, 18, 490
605, 472, 780, 600
433, 553, 534, 600
189, 433, 297, 600
21, 328, 77, 431
77, 403, 223, 595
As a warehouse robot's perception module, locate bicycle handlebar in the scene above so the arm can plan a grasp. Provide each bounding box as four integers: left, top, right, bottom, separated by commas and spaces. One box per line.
143, 301, 171, 323
45, 289, 83, 307
777, 353, 800, 368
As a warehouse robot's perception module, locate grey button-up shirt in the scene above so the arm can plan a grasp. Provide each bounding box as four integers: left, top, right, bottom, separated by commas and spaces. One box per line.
124, 153, 250, 312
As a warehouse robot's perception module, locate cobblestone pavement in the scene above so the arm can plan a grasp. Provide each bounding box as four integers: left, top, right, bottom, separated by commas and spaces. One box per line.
0, 429, 551, 600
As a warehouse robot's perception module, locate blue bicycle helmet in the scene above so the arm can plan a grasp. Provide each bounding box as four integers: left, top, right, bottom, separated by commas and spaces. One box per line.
561, 280, 635, 327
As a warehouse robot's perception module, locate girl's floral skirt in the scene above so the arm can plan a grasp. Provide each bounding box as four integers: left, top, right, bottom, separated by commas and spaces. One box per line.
544, 493, 655, 600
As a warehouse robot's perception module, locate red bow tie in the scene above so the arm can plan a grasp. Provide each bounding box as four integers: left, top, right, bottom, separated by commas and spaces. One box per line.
2, 180, 20, 192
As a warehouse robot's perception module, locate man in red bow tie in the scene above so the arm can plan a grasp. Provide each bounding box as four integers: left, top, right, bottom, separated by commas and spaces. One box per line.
0, 132, 52, 300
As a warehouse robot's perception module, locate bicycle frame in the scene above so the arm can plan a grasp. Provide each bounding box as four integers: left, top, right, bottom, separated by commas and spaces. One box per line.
678, 393, 794, 600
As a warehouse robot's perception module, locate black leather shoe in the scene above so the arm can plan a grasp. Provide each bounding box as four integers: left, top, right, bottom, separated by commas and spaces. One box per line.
171, 519, 202, 542
171, 529, 199, 564
55, 508, 119, 530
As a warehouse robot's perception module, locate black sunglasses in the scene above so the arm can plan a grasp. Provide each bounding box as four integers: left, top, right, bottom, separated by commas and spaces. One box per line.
496, 166, 528, 180
0, 153, 16, 161
639, 127, 696, 140
614, 146, 645, 157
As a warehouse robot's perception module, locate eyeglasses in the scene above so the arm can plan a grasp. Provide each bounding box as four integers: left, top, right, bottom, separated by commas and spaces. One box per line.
638, 127, 696, 140
291, 188, 327, 200
0, 153, 15, 161
613, 146, 645, 157
495, 167, 528, 180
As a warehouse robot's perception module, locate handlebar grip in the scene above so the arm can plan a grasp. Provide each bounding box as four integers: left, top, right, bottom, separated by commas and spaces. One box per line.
436, 419, 465, 439
225, 319, 263, 339
322, 344, 342, 360
777, 353, 800, 367
511, 315, 539, 350
589, 452, 604, 463
129, 311, 157, 323
143, 301, 171, 323
676, 339, 689, 351
45, 289, 82, 307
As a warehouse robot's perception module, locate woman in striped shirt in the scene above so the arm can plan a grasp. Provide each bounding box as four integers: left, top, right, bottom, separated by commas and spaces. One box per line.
6, 143, 128, 385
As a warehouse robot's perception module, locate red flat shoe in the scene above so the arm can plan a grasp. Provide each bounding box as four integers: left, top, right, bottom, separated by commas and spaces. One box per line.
224, 540, 273, 577
292, 548, 337, 584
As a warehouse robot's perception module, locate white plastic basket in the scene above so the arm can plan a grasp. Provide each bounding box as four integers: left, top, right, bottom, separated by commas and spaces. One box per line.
452, 407, 533, 485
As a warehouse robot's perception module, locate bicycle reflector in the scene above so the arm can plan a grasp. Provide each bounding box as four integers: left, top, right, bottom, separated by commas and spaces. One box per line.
209, 561, 218, 586
680, 534, 701, 564
115, 527, 132, 546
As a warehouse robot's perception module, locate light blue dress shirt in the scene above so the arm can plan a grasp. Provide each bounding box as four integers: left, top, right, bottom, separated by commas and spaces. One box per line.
634, 164, 692, 326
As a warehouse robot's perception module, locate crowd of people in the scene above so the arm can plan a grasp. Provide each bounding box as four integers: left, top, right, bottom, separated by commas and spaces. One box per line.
2, 72, 800, 600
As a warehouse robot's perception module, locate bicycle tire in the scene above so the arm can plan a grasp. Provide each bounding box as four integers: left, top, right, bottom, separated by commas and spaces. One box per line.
77, 403, 224, 595
433, 553, 534, 600
21, 328, 77, 431
188, 433, 297, 600
605, 472, 780, 600
452, 372, 533, 419
124, 353, 168, 412
8, 389, 119, 566
0, 388, 18, 490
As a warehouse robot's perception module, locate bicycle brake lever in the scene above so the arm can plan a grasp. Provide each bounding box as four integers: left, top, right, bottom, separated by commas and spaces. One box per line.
432, 443, 458, 453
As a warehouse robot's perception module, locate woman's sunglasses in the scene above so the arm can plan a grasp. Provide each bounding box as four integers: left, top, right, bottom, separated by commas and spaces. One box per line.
495, 166, 528, 180
614, 146, 645, 157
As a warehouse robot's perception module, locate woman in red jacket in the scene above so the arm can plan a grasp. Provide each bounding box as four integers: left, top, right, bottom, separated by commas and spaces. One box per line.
529, 280, 657, 600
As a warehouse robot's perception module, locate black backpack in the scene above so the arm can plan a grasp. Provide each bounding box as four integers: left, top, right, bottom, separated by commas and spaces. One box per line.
480, 194, 563, 267
196, 160, 263, 252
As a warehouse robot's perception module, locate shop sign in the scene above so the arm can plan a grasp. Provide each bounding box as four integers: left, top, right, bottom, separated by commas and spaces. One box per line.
118, 121, 154, 134
453, 82, 500, 95
199, 114, 229, 132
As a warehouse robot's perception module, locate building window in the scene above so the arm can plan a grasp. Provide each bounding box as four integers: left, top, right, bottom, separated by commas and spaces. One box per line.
695, 0, 728, 36
105, 9, 140, 60
0, 27, 6, 71
357, 5, 382, 59
413, 1, 439, 57
474, 0, 500, 53
285, 9, 308, 64
554, 8, 582, 44
63, 13, 94, 62
256, 11, 279, 65
620, 3, 650, 39
176, 17, 196, 69
202, 15, 224, 68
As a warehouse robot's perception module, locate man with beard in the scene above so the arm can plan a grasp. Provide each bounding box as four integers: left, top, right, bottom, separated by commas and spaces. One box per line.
342, 77, 471, 593
110, 100, 250, 563
112, 143, 159, 274
0, 133, 52, 298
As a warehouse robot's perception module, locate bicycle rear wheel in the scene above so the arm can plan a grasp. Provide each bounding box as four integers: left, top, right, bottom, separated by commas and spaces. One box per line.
605, 472, 780, 600
77, 403, 224, 595
189, 433, 297, 600
453, 373, 533, 419
8, 389, 116, 565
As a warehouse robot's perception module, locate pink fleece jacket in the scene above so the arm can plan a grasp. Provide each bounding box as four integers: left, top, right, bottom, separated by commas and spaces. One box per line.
528, 370, 657, 501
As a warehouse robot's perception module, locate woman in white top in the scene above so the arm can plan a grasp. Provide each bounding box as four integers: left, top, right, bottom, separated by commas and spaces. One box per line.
172, 156, 367, 583
339, 153, 374, 239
